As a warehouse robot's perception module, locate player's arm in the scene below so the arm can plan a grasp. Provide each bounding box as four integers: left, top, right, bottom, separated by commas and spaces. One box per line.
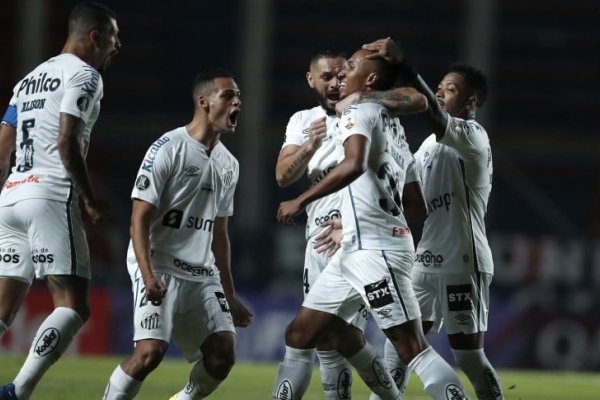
275, 116, 327, 187
402, 181, 428, 220
277, 134, 368, 223
212, 216, 252, 327
337, 87, 428, 116
362, 37, 449, 139
0, 105, 17, 190
130, 198, 166, 301
57, 112, 104, 222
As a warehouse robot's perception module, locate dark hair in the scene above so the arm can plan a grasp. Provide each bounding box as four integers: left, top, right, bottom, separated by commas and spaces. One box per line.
68, 2, 116, 34
192, 68, 234, 98
308, 50, 346, 70
369, 59, 400, 91
449, 63, 489, 107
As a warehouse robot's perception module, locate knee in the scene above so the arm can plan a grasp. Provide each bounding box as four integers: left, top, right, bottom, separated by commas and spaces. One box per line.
284, 320, 311, 348
202, 333, 236, 380
133, 343, 166, 373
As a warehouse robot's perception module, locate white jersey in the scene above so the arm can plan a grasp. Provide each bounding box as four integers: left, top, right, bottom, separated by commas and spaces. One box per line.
0, 53, 103, 206
338, 103, 416, 252
282, 106, 341, 239
128, 127, 239, 282
413, 117, 494, 274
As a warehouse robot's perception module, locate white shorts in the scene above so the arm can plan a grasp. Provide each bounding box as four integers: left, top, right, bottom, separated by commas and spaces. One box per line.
304, 249, 420, 330
303, 246, 369, 331
130, 269, 235, 362
0, 198, 90, 284
411, 270, 491, 335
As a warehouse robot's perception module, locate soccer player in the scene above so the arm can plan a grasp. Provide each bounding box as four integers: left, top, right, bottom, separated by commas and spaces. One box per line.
361, 37, 503, 399
102, 70, 252, 400
275, 50, 368, 399
274, 46, 469, 400
0, 2, 120, 399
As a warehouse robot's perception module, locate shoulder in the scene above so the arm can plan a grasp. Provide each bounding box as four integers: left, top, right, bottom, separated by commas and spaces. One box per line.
214, 142, 239, 168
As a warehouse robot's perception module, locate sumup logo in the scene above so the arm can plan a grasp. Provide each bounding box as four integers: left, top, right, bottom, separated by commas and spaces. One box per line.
34, 327, 60, 357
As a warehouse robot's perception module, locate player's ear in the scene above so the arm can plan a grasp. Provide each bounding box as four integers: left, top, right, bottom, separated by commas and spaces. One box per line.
306, 71, 315, 89
465, 94, 478, 112
366, 72, 379, 88
196, 95, 209, 112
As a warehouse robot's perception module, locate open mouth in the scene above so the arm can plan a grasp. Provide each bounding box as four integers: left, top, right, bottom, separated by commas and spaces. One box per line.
229, 109, 240, 126
327, 91, 340, 102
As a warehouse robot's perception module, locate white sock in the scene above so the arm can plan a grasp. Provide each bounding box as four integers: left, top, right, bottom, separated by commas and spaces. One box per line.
13, 307, 83, 400
318, 350, 352, 399
452, 348, 503, 400
272, 346, 315, 399
174, 360, 223, 400
369, 339, 411, 400
102, 365, 142, 400
0, 319, 7, 339
409, 346, 468, 400
347, 343, 400, 400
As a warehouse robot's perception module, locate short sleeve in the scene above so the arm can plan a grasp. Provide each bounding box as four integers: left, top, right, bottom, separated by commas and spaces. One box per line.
131, 136, 173, 207
282, 111, 306, 148
60, 66, 104, 123
339, 103, 375, 144
439, 117, 488, 159
217, 162, 238, 217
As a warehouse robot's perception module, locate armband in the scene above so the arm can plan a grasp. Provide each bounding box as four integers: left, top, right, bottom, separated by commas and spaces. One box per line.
1, 105, 17, 128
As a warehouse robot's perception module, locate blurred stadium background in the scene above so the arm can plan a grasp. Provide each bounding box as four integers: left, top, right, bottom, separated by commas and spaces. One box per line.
1, 0, 599, 373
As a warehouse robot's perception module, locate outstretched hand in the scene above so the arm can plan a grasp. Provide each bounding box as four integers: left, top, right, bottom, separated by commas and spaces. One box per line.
362, 37, 404, 65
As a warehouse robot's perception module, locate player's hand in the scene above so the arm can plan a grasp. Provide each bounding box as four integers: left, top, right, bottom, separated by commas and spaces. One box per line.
228, 296, 253, 327
335, 92, 362, 116
144, 275, 167, 302
277, 198, 304, 225
307, 117, 327, 152
362, 37, 404, 65
83, 197, 109, 224
313, 219, 343, 256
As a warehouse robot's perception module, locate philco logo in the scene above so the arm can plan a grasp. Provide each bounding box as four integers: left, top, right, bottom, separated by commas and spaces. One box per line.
17, 72, 61, 96
141, 137, 170, 172
34, 327, 60, 357
445, 384, 466, 400
275, 380, 293, 400
162, 209, 184, 228
337, 368, 351, 399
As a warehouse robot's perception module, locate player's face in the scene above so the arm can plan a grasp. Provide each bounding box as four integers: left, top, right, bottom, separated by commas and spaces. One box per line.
338, 49, 371, 99
435, 72, 471, 118
307, 57, 345, 114
95, 18, 121, 70
207, 77, 242, 134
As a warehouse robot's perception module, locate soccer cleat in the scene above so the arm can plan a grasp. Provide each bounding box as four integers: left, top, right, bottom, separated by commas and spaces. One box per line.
0, 383, 18, 400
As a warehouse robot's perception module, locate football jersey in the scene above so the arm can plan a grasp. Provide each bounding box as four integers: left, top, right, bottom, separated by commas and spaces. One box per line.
337, 103, 416, 252
413, 117, 494, 274
128, 127, 239, 282
282, 106, 341, 239
0, 53, 103, 206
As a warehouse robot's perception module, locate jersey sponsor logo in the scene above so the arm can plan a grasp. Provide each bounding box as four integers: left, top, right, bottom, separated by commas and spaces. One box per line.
373, 358, 393, 388
77, 95, 90, 112
337, 368, 351, 399
31, 252, 54, 263
17, 72, 61, 96
445, 383, 467, 399
3, 174, 41, 189
135, 175, 150, 190
141, 137, 170, 172
392, 226, 410, 236
428, 192, 453, 213
365, 279, 393, 309
186, 216, 214, 232
21, 98, 46, 112
33, 327, 60, 358
454, 313, 470, 323
184, 165, 199, 176
314, 209, 341, 226
0, 248, 20, 264
215, 291, 230, 313
81, 67, 100, 97
314, 165, 335, 184
222, 168, 234, 187
173, 258, 215, 277
415, 250, 444, 268
375, 307, 392, 319
447, 284, 473, 311
162, 209, 184, 228
274, 380, 293, 400
140, 312, 161, 330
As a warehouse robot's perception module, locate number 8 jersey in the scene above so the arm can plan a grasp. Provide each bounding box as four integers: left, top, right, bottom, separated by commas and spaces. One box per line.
0, 53, 103, 206
338, 102, 417, 252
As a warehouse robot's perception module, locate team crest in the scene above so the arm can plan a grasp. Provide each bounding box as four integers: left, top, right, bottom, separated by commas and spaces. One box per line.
222, 168, 233, 187
344, 117, 354, 130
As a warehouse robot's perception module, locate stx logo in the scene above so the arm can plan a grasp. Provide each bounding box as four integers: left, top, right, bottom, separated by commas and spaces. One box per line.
447, 285, 473, 312
34, 328, 60, 357
365, 279, 393, 309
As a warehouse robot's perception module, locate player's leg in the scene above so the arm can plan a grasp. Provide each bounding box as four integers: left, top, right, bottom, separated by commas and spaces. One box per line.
445, 273, 503, 400
104, 271, 176, 399
171, 280, 237, 400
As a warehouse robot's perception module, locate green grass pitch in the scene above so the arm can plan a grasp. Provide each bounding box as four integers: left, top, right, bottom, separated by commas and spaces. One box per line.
1, 355, 599, 399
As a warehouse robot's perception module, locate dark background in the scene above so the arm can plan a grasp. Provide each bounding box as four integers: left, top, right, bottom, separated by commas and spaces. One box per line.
1, 0, 599, 369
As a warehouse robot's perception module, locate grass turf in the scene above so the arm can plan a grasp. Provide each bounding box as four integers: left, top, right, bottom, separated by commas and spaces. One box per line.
1, 355, 599, 399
